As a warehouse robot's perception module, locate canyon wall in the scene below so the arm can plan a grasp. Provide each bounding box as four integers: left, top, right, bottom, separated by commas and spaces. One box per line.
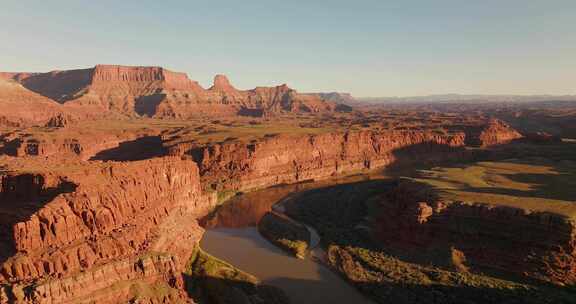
376, 179, 576, 285
0, 157, 216, 303
170, 130, 468, 192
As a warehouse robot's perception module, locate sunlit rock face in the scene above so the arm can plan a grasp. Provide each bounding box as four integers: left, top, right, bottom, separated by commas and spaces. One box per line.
2, 65, 340, 120
0, 157, 215, 303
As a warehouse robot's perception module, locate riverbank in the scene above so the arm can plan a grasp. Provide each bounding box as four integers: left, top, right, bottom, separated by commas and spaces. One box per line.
198, 175, 382, 304
200, 227, 375, 304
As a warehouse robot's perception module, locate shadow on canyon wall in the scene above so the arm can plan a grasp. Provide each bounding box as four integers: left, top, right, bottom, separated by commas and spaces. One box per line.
0, 177, 77, 267
20, 69, 92, 102
89, 135, 167, 161
0, 136, 20, 157
134, 94, 165, 117
237, 107, 265, 117
381, 140, 476, 177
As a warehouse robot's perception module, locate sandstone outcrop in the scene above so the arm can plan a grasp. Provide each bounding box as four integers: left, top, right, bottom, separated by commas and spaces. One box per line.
44, 114, 76, 128
464, 119, 522, 147
168, 119, 520, 194
375, 179, 576, 285
0, 157, 216, 303
2, 65, 341, 118
172, 130, 467, 192
0, 73, 106, 128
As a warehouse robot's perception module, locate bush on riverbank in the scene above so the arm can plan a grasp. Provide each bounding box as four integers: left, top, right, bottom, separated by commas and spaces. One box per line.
184, 246, 290, 304
258, 212, 310, 259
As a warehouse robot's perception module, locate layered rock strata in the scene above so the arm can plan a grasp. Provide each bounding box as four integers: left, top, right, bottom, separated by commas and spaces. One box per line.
172, 130, 468, 192
376, 179, 576, 285
0, 157, 216, 303
3, 65, 339, 118
0, 109, 536, 303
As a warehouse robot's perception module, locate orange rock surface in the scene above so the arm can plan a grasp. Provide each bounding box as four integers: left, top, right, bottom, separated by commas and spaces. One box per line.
0, 158, 215, 303
2, 65, 338, 120
1, 63, 574, 303
174, 130, 468, 192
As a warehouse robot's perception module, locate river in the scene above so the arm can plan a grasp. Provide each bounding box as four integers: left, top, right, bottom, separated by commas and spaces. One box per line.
199, 174, 381, 304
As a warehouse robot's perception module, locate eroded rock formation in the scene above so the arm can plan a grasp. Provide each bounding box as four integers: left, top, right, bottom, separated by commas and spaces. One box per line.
375, 179, 576, 285
2, 65, 340, 119
464, 119, 522, 147
173, 130, 468, 192
2, 62, 572, 303
0, 118, 527, 303
0, 157, 216, 303
171, 119, 521, 193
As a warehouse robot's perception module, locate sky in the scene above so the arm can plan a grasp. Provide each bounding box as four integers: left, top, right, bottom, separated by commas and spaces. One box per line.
1, 0, 575, 97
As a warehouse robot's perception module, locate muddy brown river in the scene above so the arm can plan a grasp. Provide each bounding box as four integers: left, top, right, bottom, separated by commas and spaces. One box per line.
200, 175, 381, 304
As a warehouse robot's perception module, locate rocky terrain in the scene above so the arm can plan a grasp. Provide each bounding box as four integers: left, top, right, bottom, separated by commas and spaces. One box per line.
377, 179, 576, 285
282, 153, 576, 303
0, 65, 340, 126
170, 119, 521, 193
0, 157, 216, 303
0, 64, 575, 303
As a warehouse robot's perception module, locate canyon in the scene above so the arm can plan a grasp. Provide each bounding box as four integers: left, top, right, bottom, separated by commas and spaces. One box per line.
0, 64, 575, 304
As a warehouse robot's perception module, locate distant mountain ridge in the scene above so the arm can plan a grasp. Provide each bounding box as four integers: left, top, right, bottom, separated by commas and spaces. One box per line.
315, 92, 359, 104
358, 94, 576, 104
308, 93, 576, 106
0, 65, 344, 126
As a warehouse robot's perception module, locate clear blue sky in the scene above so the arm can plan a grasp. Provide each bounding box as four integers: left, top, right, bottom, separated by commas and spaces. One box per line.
1, 0, 574, 97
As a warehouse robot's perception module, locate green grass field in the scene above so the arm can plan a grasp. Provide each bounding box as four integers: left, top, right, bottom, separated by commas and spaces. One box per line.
413, 158, 576, 218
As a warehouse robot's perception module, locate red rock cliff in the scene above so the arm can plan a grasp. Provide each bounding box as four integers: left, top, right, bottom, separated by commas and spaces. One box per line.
2, 65, 340, 118
376, 179, 576, 285
0, 157, 216, 303
170, 130, 467, 192
90, 64, 203, 92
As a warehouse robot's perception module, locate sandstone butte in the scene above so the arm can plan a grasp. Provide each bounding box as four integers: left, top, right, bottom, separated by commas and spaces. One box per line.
0, 64, 574, 303
0, 64, 342, 128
